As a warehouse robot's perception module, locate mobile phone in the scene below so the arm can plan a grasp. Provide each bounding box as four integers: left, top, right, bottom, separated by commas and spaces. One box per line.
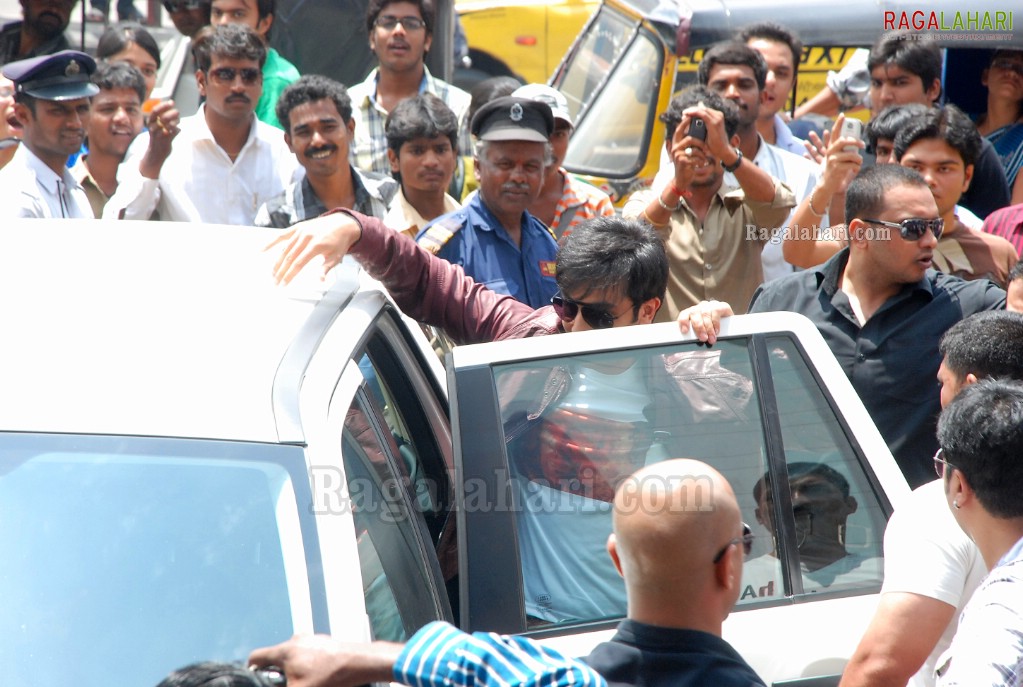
840, 118, 863, 154
687, 117, 707, 142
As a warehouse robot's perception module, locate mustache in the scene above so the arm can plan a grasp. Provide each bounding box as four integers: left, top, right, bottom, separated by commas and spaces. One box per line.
501, 181, 531, 193
304, 144, 337, 157
226, 94, 251, 104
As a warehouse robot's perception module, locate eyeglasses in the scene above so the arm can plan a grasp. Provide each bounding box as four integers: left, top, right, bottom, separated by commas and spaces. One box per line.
208, 67, 262, 86
991, 59, 1023, 77
374, 15, 426, 31
713, 522, 754, 564
933, 448, 960, 478
162, 0, 203, 11
862, 217, 944, 240
551, 292, 632, 329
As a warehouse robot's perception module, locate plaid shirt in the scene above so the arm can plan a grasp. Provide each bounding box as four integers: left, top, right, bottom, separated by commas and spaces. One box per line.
254, 165, 397, 228
981, 203, 1023, 257
348, 66, 472, 175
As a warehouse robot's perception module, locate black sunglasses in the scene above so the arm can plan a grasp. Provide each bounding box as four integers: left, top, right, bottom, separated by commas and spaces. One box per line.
862, 217, 944, 240
713, 522, 754, 564
991, 58, 1023, 77
208, 67, 261, 86
551, 292, 628, 329
374, 15, 426, 30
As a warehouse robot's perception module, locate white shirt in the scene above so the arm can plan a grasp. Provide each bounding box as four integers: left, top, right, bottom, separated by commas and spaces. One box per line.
771, 113, 808, 156
104, 105, 299, 225
0, 144, 93, 218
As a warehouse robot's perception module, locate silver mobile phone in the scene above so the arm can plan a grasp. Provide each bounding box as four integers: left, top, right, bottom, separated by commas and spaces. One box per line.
840, 118, 863, 154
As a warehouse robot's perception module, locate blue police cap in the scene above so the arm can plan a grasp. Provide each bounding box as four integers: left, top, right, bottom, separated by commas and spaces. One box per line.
471, 96, 553, 143
2, 51, 100, 101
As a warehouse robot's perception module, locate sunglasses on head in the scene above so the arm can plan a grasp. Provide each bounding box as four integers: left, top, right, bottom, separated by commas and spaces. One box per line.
374, 15, 426, 31
208, 67, 261, 86
551, 292, 626, 329
162, 0, 203, 11
862, 217, 944, 240
991, 58, 1023, 77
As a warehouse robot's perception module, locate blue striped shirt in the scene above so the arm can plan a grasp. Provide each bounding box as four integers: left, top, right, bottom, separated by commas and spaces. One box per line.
395, 621, 606, 687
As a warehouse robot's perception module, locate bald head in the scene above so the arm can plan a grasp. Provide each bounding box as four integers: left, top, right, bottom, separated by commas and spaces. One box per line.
609, 459, 743, 633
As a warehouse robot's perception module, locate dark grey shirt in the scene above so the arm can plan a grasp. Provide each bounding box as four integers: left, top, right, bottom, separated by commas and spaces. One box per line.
0, 21, 70, 66
749, 248, 1005, 487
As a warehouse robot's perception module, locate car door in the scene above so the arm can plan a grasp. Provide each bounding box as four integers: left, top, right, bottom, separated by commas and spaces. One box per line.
446, 312, 911, 685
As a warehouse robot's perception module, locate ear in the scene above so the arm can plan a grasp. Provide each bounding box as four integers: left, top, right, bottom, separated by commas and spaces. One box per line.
962, 372, 980, 388
847, 218, 870, 247
387, 147, 400, 174
713, 542, 738, 590
255, 13, 272, 39
729, 133, 741, 148
423, 31, 432, 54
284, 131, 295, 154
961, 164, 974, 194
13, 101, 32, 127
473, 156, 482, 183
981, 68, 990, 87
924, 78, 941, 104
636, 297, 661, 324
844, 495, 859, 516
196, 69, 207, 98
606, 534, 624, 579
346, 117, 355, 141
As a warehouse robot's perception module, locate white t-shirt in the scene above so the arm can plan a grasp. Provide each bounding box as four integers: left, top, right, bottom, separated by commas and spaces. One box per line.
883, 479, 987, 687
740, 551, 882, 602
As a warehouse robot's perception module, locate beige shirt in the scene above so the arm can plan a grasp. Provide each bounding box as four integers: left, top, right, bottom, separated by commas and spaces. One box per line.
624, 178, 795, 321
69, 157, 110, 220
383, 188, 461, 239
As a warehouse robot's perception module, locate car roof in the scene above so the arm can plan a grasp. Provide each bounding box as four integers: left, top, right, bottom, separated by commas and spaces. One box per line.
0, 220, 360, 443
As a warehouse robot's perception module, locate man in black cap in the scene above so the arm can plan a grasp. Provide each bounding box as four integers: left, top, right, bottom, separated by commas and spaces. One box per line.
0, 50, 98, 218
0, 0, 75, 67
415, 95, 558, 309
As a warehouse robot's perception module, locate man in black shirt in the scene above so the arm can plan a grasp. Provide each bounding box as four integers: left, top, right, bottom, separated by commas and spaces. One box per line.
749, 165, 1004, 487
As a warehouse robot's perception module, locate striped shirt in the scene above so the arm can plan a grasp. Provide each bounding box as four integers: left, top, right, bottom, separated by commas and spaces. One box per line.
395, 621, 606, 687
981, 203, 1023, 257
348, 66, 472, 175
550, 170, 615, 239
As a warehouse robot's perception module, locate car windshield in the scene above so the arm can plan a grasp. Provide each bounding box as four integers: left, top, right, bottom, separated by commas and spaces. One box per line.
561, 6, 662, 177
0, 433, 320, 687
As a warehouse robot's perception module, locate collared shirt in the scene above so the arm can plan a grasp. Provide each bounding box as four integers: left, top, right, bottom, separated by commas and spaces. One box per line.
550, 169, 615, 238
936, 535, 1023, 687
348, 66, 472, 175
395, 621, 605, 687
0, 144, 93, 218
724, 136, 820, 282
0, 20, 69, 65
104, 105, 300, 225
749, 248, 1005, 487
68, 156, 110, 219
383, 187, 460, 238
416, 191, 559, 309
255, 165, 397, 228
584, 619, 766, 687
981, 202, 1023, 256
771, 113, 808, 157
255, 47, 300, 130
933, 219, 1018, 289
623, 177, 795, 321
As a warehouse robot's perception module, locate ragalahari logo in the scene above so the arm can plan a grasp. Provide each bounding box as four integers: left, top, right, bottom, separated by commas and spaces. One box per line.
884, 10, 1013, 32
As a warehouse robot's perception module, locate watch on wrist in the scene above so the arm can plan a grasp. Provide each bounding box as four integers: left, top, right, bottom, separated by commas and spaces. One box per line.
722, 147, 743, 173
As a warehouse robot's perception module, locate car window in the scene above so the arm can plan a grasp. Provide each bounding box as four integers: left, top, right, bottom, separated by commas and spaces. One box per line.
0, 434, 316, 687
489, 334, 885, 628
740, 336, 885, 601
341, 334, 451, 641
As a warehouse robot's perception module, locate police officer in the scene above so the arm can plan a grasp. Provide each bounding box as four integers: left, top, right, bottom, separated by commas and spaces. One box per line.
416, 96, 558, 309
0, 50, 98, 218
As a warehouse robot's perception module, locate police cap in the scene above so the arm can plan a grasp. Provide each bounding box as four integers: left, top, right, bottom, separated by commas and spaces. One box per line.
471, 96, 553, 143
2, 51, 100, 101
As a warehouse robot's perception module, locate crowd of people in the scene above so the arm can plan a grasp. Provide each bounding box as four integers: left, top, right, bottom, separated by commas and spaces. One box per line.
4, 0, 1023, 684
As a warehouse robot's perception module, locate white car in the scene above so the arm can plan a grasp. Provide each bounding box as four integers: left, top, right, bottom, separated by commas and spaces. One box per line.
0, 220, 909, 686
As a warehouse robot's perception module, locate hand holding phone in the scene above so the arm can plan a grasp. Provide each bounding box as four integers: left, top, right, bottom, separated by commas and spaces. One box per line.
840, 118, 863, 154
687, 117, 707, 142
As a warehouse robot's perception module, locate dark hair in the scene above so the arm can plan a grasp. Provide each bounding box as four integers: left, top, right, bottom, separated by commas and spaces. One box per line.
155, 662, 275, 687
275, 74, 352, 133
753, 461, 851, 502
738, 21, 803, 75
865, 103, 930, 150
938, 378, 1023, 518
844, 164, 928, 223
467, 76, 520, 132
192, 23, 267, 72
91, 60, 146, 103
893, 103, 982, 168
96, 22, 162, 69
254, 0, 275, 21
697, 41, 767, 92
366, 0, 434, 35
867, 32, 942, 102
939, 311, 1023, 382
660, 85, 739, 141
1010, 258, 1023, 284
556, 216, 668, 310
386, 92, 458, 154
